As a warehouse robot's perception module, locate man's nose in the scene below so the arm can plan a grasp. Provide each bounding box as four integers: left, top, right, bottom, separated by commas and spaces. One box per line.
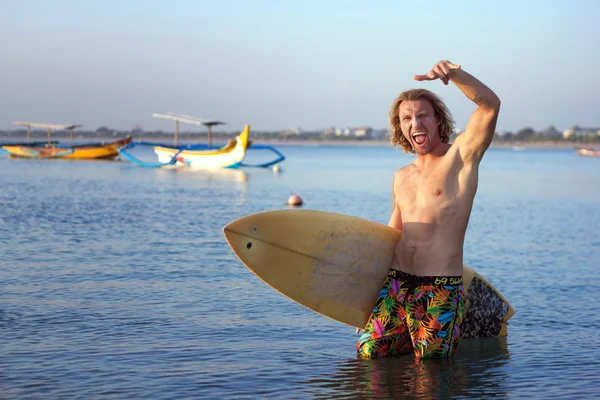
411, 116, 423, 129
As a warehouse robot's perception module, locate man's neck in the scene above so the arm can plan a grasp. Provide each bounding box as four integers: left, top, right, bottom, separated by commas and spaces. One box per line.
415, 142, 451, 168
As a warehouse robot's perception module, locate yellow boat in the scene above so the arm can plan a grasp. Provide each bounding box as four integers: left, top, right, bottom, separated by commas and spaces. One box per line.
3, 121, 131, 160
2, 137, 132, 160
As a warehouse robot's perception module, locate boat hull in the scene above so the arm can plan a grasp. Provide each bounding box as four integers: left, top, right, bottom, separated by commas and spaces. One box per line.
2, 137, 132, 160
154, 125, 250, 169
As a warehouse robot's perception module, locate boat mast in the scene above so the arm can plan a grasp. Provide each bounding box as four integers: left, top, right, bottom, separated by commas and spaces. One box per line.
203, 121, 226, 147
153, 113, 226, 147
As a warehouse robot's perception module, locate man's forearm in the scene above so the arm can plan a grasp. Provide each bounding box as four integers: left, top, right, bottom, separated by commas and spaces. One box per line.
449, 69, 500, 109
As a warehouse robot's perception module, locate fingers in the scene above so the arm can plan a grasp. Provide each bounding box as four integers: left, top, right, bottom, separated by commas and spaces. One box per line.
413, 70, 439, 81
439, 64, 451, 80
439, 60, 461, 71
413, 69, 448, 84
412, 73, 433, 81
433, 66, 449, 85
412, 60, 462, 84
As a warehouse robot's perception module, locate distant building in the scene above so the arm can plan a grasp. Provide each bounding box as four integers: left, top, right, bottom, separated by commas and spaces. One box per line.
332, 126, 373, 137
562, 125, 600, 139
281, 128, 301, 136
354, 127, 372, 137
335, 128, 352, 136
323, 127, 336, 136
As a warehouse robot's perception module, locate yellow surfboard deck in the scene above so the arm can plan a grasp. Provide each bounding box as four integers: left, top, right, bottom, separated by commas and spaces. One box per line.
224, 209, 515, 337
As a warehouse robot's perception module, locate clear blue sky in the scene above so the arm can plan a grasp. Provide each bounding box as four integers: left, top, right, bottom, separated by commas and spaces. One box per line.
1, 0, 599, 133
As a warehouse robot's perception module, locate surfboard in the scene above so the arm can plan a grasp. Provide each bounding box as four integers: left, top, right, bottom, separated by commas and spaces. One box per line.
223, 209, 515, 337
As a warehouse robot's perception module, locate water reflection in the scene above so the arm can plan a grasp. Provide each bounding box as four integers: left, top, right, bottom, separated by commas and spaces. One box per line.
152, 166, 248, 183
147, 167, 249, 206
306, 337, 511, 399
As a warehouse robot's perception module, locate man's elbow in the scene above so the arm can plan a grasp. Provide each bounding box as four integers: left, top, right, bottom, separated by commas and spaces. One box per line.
492, 96, 501, 111
482, 97, 501, 113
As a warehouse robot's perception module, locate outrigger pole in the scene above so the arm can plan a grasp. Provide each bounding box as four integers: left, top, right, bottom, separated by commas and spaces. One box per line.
12, 121, 83, 146
152, 113, 226, 147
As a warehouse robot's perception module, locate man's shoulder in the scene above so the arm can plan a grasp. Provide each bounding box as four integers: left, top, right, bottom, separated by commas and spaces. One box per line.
393, 163, 413, 182
395, 163, 413, 174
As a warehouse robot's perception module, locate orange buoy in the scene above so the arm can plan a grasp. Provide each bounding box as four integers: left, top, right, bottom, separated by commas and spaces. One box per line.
288, 194, 303, 206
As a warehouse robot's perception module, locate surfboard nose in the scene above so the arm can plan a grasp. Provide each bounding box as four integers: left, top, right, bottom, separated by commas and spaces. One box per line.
223, 213, 258, 237
223, 213, 260, 256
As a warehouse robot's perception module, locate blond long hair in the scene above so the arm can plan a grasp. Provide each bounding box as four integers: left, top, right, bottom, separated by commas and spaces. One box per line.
389, 88, 455, 154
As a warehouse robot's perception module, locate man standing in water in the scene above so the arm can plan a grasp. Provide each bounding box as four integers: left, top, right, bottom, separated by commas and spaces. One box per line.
357, 60, 501, 359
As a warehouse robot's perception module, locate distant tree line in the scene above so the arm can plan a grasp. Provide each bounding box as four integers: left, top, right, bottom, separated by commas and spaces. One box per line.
454, 126, 600, 144
1, 125, 599, 143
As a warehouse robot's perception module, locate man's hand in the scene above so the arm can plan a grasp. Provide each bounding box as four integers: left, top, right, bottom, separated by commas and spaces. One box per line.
413, 60, 462, 85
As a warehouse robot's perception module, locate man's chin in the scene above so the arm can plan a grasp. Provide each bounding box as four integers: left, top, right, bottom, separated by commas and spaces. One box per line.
414, 146, 429, 155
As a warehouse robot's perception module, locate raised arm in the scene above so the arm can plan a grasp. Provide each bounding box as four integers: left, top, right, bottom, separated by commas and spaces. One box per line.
414, 60, 501, 162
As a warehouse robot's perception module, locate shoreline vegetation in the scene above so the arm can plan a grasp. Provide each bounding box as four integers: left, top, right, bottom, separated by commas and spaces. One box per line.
1, 129, 599, 150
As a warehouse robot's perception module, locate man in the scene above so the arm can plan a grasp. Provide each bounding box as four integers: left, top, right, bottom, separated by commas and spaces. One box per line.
357, 60, 501, 359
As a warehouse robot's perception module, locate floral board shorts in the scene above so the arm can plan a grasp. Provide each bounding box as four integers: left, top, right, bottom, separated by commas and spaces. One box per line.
356, 269, 465, 359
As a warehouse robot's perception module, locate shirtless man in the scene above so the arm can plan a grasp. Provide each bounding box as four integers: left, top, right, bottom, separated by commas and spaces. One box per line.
357, 60, 501, 359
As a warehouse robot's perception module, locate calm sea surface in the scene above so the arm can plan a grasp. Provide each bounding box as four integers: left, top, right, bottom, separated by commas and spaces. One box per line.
1, 144, 599, 399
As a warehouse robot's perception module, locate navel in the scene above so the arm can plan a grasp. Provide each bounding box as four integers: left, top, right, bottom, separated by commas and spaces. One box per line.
435, 189, 442, 196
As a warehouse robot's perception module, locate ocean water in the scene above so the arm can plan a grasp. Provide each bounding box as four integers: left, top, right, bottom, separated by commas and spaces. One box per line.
1, 144, 599, 399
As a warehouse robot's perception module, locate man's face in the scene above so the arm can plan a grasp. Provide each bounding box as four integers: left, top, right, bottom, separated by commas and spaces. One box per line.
399, 98, 440, 155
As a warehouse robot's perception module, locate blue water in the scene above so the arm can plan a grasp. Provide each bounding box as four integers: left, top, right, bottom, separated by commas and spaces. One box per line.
1, 145, 599, 399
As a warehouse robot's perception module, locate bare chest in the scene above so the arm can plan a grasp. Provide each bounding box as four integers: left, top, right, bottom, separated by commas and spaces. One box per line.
394, 165, 458, 217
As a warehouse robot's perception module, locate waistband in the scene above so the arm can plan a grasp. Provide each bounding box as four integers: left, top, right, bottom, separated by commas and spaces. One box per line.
387, 269, 463, 286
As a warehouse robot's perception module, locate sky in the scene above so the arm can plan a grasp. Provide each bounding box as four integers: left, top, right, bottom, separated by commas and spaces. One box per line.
1, 0, 599, 133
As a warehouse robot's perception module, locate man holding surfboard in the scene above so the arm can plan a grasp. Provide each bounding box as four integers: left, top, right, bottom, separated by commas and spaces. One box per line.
357, 60, 501, 359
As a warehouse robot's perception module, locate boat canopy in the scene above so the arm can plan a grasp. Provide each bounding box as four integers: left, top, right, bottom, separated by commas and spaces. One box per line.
153, 113, 226, 147
12, 121, 83, 145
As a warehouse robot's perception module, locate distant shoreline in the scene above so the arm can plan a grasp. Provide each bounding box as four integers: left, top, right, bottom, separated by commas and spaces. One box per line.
248, 139, 598, 150
2, 135, 598, 150
126, 136, 600, 149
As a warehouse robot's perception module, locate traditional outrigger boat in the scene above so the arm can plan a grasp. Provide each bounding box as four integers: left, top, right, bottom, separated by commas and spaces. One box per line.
117, 113, 285, 169
2, 121, 131, 160
153, 124, 251, 168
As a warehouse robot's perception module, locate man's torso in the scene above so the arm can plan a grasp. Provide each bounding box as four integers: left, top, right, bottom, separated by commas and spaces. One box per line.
392, 144, 479, 276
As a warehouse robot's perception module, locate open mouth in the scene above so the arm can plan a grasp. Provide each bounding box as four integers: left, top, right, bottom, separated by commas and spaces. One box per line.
412, 132, 427, 146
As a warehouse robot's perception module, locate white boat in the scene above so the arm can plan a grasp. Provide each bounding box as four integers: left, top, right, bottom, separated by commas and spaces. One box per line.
576, 148, 600, 157
153, 125, 250, 169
